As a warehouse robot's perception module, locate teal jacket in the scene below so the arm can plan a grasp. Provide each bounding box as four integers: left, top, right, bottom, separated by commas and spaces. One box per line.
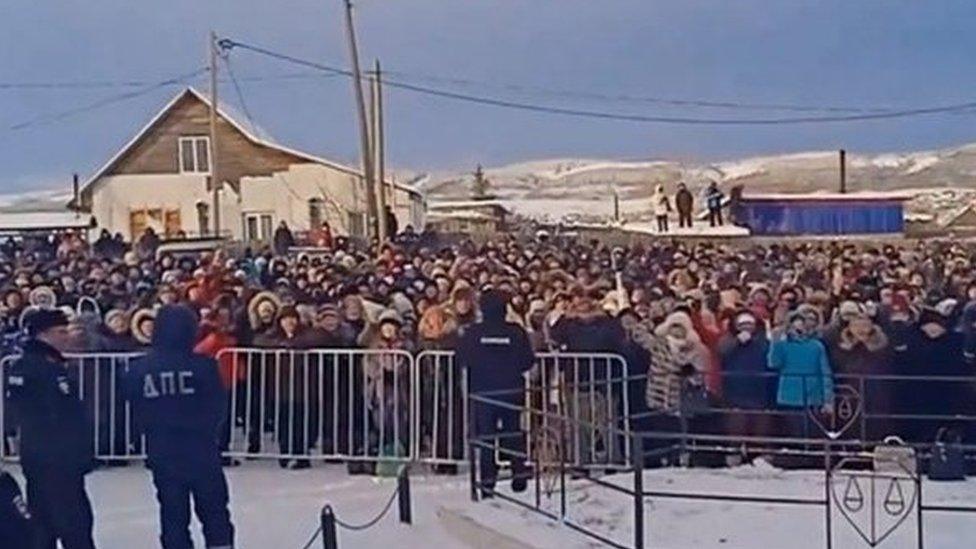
767, 335, 834, 407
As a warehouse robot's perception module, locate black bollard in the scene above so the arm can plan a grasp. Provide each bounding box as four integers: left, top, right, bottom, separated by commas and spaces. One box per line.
398, 468, 413, 524
321, 505, 338, 549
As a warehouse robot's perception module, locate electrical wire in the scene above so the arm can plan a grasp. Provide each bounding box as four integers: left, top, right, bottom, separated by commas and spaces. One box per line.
6, 67, 209, 132
218, 38, 976, 126
379, 69, 892, 114
0, 72, 338, 91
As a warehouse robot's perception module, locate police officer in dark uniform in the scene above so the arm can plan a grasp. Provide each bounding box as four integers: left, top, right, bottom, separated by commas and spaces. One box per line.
5, 308, 97, 549
126, 305, 234, 549
456, 290, 535, 497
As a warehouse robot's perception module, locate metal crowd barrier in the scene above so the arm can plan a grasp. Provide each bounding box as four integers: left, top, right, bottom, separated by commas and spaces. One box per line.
215, 348, 415, 463
525, 353, 633, 470
3, 349, 975, 470
414, 350, 467, 465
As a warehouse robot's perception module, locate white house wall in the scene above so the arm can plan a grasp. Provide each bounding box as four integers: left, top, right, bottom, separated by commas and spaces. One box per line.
92, 166, 424, 242
90, 174, 242, 240
240, 163, 423, 236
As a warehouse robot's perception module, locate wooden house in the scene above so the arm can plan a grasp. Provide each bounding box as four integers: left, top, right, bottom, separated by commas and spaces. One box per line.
76, 87, 424, 242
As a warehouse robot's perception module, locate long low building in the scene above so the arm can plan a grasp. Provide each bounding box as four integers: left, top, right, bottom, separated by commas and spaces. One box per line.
75, 87, 425, 243
733, 191, 912, 236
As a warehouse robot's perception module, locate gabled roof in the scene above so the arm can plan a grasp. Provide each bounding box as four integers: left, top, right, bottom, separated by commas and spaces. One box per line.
81, 87, 419, 196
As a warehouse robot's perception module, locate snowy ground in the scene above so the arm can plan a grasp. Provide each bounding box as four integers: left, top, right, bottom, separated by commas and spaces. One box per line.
8, 461, 976, 548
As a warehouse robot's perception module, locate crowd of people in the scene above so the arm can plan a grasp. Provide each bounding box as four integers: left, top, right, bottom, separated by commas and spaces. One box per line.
3, 221, 976, 546
2, 225, 976, 461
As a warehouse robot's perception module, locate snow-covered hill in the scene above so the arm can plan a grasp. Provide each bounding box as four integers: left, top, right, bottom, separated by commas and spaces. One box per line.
423, 143, 976, 222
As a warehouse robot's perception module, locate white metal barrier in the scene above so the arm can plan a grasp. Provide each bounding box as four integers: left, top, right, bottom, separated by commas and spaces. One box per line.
2, 348, 630, 468
215, 348, 415, 463
414, 350, 468, 465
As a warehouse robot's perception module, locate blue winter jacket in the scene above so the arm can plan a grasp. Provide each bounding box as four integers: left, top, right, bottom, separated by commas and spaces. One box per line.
767, 334, 834, 407
125, 305, 225, 468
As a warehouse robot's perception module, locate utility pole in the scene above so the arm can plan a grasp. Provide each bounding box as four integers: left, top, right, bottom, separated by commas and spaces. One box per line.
839, 149, 847, 194
209, 30, 222, 237
373, 59, 388, 242
341, 0, 378, 241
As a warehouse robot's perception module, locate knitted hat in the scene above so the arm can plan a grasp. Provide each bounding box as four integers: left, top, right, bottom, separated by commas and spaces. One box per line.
318, 303, 340, 319
378, 308, 403, 327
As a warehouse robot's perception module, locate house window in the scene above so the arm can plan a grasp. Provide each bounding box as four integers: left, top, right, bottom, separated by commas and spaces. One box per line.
347, 211, 365, 238
178, 136, 211, 174
244, 213, 274, 241
130, 207, 181, 239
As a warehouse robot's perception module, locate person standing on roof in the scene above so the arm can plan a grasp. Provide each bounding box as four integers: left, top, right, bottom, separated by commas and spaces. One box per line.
706, 181, 725, 227
675, 182, 694, 229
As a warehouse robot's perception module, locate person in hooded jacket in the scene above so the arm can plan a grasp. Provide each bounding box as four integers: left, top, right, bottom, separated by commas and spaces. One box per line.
5, 308, 96, 549
126, 305, 234, 549
768, 309, 834, 440
456, 290, 534, 497
718, 311, 773, 445
827, 311, 892, 441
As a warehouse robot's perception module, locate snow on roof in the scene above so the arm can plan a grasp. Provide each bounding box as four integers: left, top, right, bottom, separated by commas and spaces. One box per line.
622, 221, 751, 237
904, 212, 935, 223
82, 87, 419, 197
426, 211, 498, 221
741, 191, 913, 202
0, 211, 94, 232
427, 199, 510, 212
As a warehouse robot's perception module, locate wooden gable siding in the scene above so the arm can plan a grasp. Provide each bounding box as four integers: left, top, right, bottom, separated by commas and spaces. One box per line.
108, 92, 306, 188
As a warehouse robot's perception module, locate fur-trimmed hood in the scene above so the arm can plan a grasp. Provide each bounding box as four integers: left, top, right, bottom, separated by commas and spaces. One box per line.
838, 323, 889, 353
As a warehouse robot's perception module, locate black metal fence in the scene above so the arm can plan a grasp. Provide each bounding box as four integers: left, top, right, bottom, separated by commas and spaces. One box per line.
468, 371, 976, 549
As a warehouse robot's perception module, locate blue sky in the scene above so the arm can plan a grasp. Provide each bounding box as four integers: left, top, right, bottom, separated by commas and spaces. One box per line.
2, 0, 975, 192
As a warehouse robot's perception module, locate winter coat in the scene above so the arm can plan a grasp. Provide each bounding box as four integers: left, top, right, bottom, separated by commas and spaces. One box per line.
690, 309, 723, 396
718, 332, 771, 409
828, 324, 893, 416
456, 295, 535, 394
359, 325, 412, 408
652, 191, 672, 217
4, 339, 94, 473
706, 186, 724, 210
636, 317, 710, 412
125, 305, 225, 469
194, 330, 241, 389
767, 332, 834, 408
675, 188, 694, 215
896, 329, 972, 418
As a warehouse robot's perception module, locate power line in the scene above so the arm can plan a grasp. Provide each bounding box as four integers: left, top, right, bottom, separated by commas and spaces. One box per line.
379, 69, 892, 115
6, 67, 209, 132
0, 72, 338, 91
217, 38, 976, 126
